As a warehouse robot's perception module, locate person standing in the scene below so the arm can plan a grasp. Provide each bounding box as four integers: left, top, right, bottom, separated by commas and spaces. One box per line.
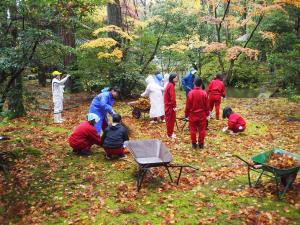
68, 113, 101, 156
207, 73, 226, 120
185, 78, 209, 149
52, 71, 70, 123
141, 75, 165, 123
181, 69, 197, 96
164, 74, 178, 138
89, 86, 120, 135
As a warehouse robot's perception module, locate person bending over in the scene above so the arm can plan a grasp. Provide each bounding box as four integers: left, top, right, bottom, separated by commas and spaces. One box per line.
222, 107, 246, 134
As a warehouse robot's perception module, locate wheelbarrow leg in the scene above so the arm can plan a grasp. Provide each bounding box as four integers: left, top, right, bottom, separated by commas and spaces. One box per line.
254, 170, 264, 187
176, 166, 183, 185
279, 173, 297, 199
247, 166, 252, 187
137, 168, 148, 192
165, 166, 173, 183
274, 175, 280, 199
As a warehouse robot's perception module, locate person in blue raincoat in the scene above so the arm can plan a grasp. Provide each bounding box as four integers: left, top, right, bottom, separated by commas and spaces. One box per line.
181, 69, 197, 96
89, 86, 120, 135
154, 71, 164, 87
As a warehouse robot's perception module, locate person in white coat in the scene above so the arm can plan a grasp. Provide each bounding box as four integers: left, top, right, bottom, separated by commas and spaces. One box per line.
141, 75, 165, 123
52, 71, 70, 123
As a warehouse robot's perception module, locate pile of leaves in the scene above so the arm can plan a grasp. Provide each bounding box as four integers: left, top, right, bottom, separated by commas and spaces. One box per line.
267, 153, 299, 169
130, 98, 150, 110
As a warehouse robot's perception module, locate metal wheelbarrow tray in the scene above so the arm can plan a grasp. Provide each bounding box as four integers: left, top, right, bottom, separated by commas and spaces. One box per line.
125, 139, 198, 191
235, 148, 300, 199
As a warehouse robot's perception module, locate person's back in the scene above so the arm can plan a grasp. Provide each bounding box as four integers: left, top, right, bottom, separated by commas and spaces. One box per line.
228, 113, 246, 132
102, 123, 128, 149
186, 87, 209, 117
101, 114, 129, 159
68, 113, 101, 155
208, 79, 225, 96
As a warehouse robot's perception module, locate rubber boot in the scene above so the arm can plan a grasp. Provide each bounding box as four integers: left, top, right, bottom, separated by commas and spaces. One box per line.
54, 114, 62, 123
58, 113, 64, 123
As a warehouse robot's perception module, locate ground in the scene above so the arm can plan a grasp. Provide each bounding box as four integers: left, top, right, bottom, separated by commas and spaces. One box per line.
0, 85, 300, 224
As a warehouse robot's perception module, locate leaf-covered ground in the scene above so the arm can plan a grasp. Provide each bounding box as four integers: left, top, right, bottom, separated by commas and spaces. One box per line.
0, 87, 300, 224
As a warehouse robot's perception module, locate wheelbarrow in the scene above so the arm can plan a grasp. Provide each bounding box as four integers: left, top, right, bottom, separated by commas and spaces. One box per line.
125, 139, 198, 191
235, 148, 300, 199
128, 101, 150, 119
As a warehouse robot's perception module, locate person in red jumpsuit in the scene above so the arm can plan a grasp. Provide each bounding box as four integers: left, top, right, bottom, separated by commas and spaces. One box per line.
222, 107, 246, 134
164, 73, 178, 138
68, 113, 101, 155
185, 78, 209, 149
207, 73, 226, 120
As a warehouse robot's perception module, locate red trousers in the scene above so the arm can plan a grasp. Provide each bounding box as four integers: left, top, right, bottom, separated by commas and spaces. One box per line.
189, 113, 207, 144
209, 95, 221, 119
165, 108, 176, 137
104, 147, 124, 156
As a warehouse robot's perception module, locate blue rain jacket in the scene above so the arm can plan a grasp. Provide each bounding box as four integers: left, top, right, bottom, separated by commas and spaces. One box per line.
89, 92, 115, 135
181, 71, 195, 96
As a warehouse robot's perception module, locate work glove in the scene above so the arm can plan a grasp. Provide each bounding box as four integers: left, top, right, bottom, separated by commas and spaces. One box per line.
222, 126, 228, 132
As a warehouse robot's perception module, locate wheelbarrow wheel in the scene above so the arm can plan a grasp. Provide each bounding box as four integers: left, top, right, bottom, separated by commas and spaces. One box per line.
132, 109, 141, 119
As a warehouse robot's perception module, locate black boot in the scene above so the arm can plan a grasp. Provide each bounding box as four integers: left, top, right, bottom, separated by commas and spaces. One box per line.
198, 143, 204, 149
192, 143, 197, 149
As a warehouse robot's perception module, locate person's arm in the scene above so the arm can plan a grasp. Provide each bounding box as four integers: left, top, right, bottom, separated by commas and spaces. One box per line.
99, 93, 114, 115
101, 128, 108, 145
57, 75, 70, 84
181, 75, 188, 92
88, 126, 101, 145
185, 93, 191, 118
207, 81, 211, 95
227, 117, 236, 131
222, 82, 226, 97
141, 85, 150, 97
170, 84, 176, 108
204, 93, 210, 117
123, 127, 129, 141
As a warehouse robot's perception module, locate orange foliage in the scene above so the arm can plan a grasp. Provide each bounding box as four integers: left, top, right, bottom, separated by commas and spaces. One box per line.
203, 42, 227, 53
226, 46, 259, 61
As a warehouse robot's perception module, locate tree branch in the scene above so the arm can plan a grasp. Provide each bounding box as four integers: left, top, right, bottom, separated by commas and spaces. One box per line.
140, 20, 169, 74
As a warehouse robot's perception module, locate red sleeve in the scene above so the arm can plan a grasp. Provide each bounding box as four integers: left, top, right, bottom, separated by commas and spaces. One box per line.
228, 117, 236, 131
170, 84, 176, 108
88, 126, 101, 145
204, 92, 209, 116
185, 92, 192, 117
222, 82, 226, 97
207, 81, 212, 95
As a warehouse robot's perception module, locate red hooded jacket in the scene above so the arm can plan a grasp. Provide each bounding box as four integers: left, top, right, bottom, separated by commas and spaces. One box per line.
69, 121, 101, 150
185, 87, 209, 120
228, 113, 246, 132
207, 79, 226, 97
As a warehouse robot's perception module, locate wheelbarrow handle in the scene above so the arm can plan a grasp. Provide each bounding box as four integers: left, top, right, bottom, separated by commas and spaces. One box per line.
168, 164, 199, 170
233, 155, 255, 168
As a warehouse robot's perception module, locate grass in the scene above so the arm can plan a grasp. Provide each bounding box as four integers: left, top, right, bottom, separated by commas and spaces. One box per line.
0, 90, 299, 224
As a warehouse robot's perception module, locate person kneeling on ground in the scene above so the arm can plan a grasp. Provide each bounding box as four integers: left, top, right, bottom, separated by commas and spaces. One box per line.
101, 114, 129, 159
69, 113, 101, 156
222, 107, 246, 135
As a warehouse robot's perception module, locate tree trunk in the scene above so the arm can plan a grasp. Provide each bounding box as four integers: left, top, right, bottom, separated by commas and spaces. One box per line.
107, 0, 123, 40
8, 74, 25, 117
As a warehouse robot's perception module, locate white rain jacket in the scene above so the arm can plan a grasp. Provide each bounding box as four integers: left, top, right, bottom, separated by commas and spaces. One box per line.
52, 75, 70, 113
141, 75, 164, 118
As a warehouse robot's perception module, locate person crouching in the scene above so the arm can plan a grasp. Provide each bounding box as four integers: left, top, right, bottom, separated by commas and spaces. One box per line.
69, 113, 101, 156
101, 114, 129, 159
222, 107, 246, 134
